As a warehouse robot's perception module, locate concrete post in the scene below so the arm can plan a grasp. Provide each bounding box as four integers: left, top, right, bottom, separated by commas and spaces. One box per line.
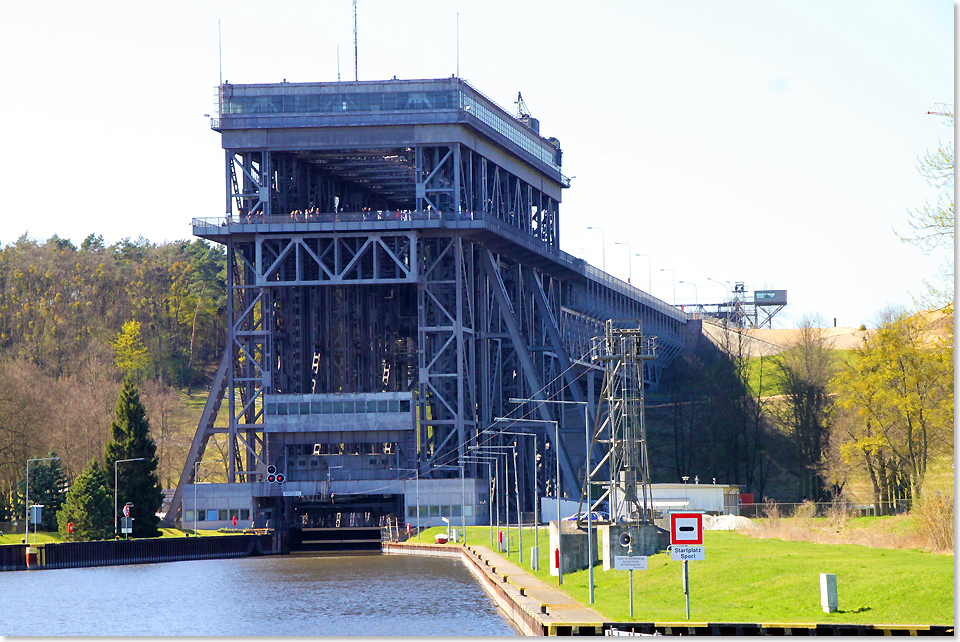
820, 573, 838, 613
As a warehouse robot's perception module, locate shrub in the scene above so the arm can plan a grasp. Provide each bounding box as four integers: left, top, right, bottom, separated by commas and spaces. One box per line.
914, 492, 954, 553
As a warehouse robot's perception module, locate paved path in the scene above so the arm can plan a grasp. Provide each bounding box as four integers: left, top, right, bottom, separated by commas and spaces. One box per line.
466, 544, 604, 629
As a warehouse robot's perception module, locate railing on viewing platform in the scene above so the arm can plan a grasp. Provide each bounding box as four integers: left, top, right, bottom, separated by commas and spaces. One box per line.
193, 208, 479, 228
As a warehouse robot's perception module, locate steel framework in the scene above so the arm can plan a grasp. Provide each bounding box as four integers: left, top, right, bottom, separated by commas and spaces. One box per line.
167, 78, 690, 527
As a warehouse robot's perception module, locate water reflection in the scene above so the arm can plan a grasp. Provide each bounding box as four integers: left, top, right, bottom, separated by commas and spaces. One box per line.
0, 554, 518, 636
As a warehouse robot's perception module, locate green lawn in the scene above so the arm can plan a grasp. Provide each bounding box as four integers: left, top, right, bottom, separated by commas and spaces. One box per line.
420, 525, 953, 626
0, 527, 233, 545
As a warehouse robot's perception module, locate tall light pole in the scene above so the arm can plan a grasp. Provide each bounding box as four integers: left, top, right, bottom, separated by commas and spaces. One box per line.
25, 456, 60, 544
471, 444, 519, 561
115, 457, 146, 538
660, 268, 676, 305
706, 277, 730, 302
509, 397, 592, 601
192, 459, 219, 537
586, 226, 605, 271
493, 423, 541, 570
635, 253, 652, 293
462, 458, 495, 546
678, 280, 699, 305
397, 467, 420, 541
614, 241, 632, 284
501, 412, 561, 583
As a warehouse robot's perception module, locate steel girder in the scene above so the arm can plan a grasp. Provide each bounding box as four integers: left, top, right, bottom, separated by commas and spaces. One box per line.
169, 224, 688, 523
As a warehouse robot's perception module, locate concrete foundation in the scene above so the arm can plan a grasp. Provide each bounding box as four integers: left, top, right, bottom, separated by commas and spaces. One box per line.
548, 519, 600, 576
597, 523, 668, 570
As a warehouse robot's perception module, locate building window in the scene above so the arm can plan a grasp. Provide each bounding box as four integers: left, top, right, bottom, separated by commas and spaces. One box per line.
185, 510, 195, 522
229, 509, 239, 520
429, 506, 440, 517
451, 505, 461, 518
206, 510, 218, 521
440, 505, 451, 517
218, 509, 228, 521
240, 509, 250, 520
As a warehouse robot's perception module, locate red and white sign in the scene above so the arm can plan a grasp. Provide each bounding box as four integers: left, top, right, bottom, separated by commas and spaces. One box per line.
670, 512, 703, 545
123, 505, 131, 518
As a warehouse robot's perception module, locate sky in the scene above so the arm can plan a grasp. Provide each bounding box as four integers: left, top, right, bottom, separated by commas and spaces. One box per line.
0, 0, 953, 328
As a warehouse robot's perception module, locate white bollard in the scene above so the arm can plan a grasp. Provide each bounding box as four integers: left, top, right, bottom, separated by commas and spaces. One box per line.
820, 573, 838, 613
530, 546, 538, 570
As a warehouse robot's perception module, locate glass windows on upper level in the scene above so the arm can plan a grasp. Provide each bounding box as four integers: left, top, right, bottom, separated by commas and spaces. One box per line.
221, 90, 459, 116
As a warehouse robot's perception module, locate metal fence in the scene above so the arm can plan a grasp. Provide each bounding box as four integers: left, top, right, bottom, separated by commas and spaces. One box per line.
739, 502, 891, 519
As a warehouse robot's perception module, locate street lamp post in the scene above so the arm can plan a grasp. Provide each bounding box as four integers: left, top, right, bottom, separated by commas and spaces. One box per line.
635, 254, 652, 294
706, 277, 731, 323
614, 241, 632, 284
660, 268, 676, 305
706, 277, 730, 302
499, 414, 561, 582
508, 397, 592, 601
678, 280, 699, 305
192, 459, 220, 537
25, 456, 60, 544
115, 457, 146, 538
471, 444, 519, 562
462, 458, 495, 546
396, 467, 421, 541
586, 226, 605, 271
493, 424, 541, 570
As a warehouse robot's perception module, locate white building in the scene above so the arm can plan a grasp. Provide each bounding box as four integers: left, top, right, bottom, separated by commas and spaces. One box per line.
650, 483, 741, 515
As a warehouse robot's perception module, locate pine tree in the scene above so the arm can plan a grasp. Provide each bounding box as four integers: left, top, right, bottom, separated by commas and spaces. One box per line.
104, 377, 163, 537
57, 460, 112, 541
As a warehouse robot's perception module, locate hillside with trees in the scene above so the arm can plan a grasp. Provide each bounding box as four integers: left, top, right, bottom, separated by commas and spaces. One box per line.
0, 235, 226, 521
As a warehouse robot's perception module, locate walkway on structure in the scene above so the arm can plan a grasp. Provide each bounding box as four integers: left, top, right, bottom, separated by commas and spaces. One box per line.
469, 544, 604, 632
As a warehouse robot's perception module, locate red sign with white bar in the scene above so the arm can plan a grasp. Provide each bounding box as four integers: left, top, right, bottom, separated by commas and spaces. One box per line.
670, 512, 703, 545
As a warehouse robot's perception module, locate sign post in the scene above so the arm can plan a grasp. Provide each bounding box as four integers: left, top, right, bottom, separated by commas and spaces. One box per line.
614, 555, 647, 616
122, 503, 133, 539
670, 513, 704, 620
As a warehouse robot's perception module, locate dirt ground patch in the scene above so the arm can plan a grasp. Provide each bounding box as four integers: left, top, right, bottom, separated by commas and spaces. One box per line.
740, 513, 952, 554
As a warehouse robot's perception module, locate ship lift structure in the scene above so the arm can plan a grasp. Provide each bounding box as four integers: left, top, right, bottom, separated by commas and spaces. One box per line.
166, 77, 694, 536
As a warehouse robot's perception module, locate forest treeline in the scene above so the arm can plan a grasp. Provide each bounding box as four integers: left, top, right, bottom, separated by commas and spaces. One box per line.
0, 234, 226, 515
649, 309, 954, 514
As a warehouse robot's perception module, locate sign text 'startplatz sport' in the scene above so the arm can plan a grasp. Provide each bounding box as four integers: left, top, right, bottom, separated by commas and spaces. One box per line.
670, 512, 705, 561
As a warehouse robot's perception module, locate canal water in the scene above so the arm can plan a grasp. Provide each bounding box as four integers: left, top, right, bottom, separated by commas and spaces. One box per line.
0, 554, 519, 636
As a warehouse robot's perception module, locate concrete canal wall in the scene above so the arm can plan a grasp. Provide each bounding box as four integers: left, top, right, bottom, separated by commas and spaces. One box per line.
0, 534, 273, 571
384, 542, 579, 636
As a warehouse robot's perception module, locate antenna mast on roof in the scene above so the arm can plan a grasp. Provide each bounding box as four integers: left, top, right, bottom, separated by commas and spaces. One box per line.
515, 92, 531, 119
353, 0, 358, 81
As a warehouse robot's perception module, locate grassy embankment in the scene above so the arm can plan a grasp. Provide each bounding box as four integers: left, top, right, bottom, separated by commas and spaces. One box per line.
414, 524, 953, 625
0, 527, 236, 545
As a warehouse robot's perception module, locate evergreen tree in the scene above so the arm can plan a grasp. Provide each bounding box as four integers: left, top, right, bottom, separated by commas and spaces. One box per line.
57, 460, 112, 541
104, 377, 163, 537
16, 454, 68, 531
